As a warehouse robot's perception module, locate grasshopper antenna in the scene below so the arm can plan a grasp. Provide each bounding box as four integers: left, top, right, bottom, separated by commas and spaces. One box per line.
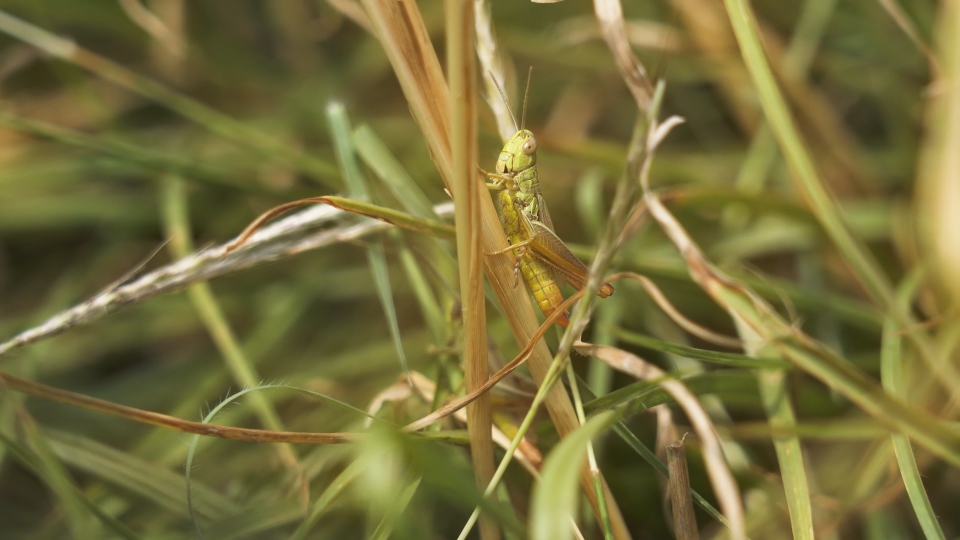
520, 66, 533, 131
488, 71, 518, 132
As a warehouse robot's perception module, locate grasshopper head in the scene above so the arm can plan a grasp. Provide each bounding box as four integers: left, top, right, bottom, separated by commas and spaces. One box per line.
496, 129, 538, 174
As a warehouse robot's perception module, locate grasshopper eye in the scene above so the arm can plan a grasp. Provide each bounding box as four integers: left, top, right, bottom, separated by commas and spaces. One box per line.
521, 136, 538, 155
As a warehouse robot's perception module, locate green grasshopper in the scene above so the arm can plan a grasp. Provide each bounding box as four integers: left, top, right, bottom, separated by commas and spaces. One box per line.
484, 72, 614, 326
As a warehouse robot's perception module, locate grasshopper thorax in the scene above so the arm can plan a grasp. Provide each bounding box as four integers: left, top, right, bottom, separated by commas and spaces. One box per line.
496, 129, 538, 175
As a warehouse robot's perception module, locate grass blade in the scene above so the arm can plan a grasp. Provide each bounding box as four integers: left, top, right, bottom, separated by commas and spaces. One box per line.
531, 411, 617, 540
880, 273, 946, 540
161, 175, 301, 471
719, 0, 959, 396
327, 102, 411, 377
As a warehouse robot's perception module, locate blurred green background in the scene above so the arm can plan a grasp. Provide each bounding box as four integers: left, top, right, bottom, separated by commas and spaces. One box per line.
0, 0, 953, 539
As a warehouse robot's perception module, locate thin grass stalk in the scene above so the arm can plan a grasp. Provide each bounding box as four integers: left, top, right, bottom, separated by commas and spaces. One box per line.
159, 176, 302, 472
719, 0, 957, 395
357, 0, 630, 533
565, 361, 614, 540
876, 0, 940, 80
881, 273, 946, 540
730, 0, 837, 201
446, 0, 497, 538
755, 368, 814, 538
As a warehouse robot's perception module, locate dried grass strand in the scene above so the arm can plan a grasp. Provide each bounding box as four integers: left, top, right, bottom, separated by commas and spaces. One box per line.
592, 0, 654, 110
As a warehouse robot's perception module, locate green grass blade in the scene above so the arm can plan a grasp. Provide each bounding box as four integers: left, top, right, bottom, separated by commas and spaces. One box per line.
718, 0, 892, 307
755, 363, 814, 538
759, 371, 813, 538
0, 429, 137, 539
720, 0, 958, 396
324, 196, 456, 240
880, 274, 946, 540
731, 304, 813, 540
290, 459, 367, 540
161, 175, 299, 470
395, 233, 447, 344
327, 103, 410, 377
353, 124, 440, 220
369, 476, 422, 540
45, 430, 238, 519
367, 241, 411, 375
350, 123, 454, 361
530, 411, 617, 540
709, 281, 960, 468
613, 327, 790, 369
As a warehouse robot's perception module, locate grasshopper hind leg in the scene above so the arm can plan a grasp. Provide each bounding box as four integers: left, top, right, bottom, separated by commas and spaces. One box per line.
511, 248, 526, 288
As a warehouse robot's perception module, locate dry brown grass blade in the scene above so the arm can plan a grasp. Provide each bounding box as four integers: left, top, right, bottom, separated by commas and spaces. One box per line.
574, 342, 745, 539
359, 0, 631, 534
118, 0, 186, 59
0, 371, 355, 444
666, 437, 701, 540
446, 0, 496, 536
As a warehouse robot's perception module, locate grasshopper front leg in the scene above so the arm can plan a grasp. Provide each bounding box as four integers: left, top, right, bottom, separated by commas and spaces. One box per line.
480, 168, 515, 190
485, 238, 534, 288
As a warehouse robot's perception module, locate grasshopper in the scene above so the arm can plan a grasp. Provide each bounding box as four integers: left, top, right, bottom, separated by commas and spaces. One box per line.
484, 72, 614, 327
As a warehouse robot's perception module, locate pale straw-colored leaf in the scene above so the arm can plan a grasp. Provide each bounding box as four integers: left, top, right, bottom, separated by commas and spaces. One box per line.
592, 0, 654, 110
916, 0, 960, 307
475, 0, 515, 141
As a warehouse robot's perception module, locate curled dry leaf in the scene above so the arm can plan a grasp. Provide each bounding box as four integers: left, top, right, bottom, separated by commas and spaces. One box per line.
592, 0, 654, 110
574, 341, 746, 540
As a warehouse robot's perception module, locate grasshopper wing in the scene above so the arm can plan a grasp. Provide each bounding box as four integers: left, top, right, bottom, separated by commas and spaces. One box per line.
533, 192, 555, 232
524, 216, 615, 298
